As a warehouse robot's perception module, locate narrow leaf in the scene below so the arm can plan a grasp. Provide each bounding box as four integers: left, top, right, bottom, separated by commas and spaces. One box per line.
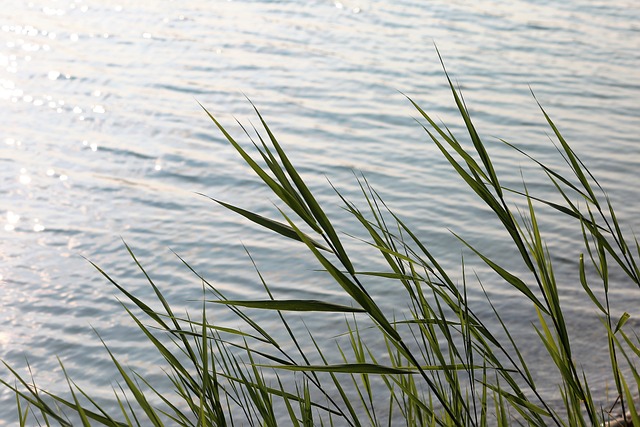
209, 299, 366, 313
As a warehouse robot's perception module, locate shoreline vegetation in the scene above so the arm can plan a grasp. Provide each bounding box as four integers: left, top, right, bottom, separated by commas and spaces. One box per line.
2, 63, 639, 426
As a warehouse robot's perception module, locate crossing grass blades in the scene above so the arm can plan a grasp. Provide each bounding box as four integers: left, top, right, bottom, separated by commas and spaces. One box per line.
2, 63, 640, 426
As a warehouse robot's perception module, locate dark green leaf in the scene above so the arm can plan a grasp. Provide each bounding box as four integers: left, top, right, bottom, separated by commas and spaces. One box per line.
209, 299, 366, 313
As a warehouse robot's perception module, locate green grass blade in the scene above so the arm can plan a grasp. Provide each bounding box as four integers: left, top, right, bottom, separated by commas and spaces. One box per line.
201, 195, 329, 251
94, 332, 165, 427
249, 102, 355, 274
255, 363, 414, 375
452, 232, 549, 314
435, 48, 502, 196
199, 102, 322, 233
282, 210, 402, 342
209, 299, 366, 313
535, 99, 597, 203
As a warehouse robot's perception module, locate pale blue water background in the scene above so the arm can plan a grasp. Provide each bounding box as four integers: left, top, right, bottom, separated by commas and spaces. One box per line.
1, 0, 639, 422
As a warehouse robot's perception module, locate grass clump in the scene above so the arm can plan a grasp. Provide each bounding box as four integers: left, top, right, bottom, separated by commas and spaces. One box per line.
2, 63, 639, 426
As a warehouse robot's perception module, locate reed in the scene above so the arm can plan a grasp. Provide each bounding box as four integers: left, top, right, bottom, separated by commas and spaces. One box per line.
2, 62, 639, 426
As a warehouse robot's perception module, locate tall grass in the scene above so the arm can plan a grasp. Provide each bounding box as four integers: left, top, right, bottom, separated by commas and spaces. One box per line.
2, 64, 639, 426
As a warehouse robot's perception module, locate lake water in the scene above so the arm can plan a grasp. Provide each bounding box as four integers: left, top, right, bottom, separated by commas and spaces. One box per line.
1, 0, 639, 422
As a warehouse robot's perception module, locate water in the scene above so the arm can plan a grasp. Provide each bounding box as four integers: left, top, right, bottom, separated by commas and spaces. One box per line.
1, 0, 639, 422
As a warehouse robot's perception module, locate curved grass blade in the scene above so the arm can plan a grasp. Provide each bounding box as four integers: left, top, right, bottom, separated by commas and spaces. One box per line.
435, 47, 502, 197
250, 102, 355, 274
255, 363, 414, 375
200, 195, 329, 251
452, 231, 549, 314
94, 331, 165, 427
199, 102, 322, 234
282, 210, 402, 342
209, 299, 366, 313
0, 363, 74, 427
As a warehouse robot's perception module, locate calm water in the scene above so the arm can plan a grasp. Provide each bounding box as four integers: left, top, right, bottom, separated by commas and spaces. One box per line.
1, 0, 639, 422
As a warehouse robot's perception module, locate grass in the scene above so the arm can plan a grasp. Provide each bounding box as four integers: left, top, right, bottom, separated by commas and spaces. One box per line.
2, 62, 639, 426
